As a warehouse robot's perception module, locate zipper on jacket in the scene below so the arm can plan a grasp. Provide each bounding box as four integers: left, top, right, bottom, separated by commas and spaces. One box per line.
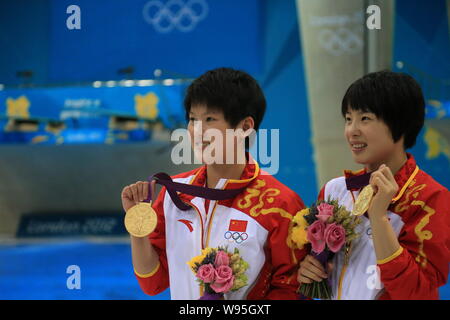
204, 201, 220, 247
187, 202, 205, 249
186, 202, 206, 298
337, 244, 352, 300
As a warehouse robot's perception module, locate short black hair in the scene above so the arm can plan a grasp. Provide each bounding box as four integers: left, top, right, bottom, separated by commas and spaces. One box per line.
184, 67, 266, 131
341, 70, 425, 149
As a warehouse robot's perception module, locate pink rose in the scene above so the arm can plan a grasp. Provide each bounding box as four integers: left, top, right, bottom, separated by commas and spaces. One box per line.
214, 250, 230, 267
324, 223, 346, 253
196, 264, 216, 283
210, 265, 235, 293
316, 203, 334, 222
307, 220, 326, 254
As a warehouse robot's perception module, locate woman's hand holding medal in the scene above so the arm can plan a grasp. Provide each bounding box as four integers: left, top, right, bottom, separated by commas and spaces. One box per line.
122, 180, 158, 238
367, 164, 399, 219
366, 165, 403, 263
121, 172, 247, 238
121, 181, 153, 211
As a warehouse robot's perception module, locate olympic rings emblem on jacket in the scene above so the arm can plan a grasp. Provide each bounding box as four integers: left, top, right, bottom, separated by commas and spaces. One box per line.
143, 0, 209, 33
224, 231, 248, 244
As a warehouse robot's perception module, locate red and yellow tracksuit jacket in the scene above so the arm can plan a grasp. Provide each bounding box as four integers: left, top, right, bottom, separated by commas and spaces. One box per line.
318, 154, 449, 299
135, 159, 306, 299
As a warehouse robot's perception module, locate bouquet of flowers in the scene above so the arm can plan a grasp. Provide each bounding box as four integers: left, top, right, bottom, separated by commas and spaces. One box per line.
290, 199, 361, 299
187, 246, 249, 300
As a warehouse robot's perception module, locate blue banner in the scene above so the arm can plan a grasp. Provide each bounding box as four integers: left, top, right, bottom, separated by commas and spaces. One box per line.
16, 214, 127, 237
0, 82, 188, 144
49, 0, 262, 82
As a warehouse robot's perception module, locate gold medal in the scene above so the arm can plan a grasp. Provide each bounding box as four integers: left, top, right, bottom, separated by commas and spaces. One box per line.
352, 185, 374, 216
124, 202, 158, 237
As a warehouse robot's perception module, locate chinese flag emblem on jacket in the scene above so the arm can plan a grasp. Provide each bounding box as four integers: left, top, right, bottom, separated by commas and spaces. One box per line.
228, 219, 248, 232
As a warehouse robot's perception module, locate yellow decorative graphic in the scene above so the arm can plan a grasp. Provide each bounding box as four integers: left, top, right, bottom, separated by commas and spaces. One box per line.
411, 200, 435, 269
394, 180, 435, 268
134, 92, 159, 120
6, 95, 30, 118
424, 126, 450, 161
394, 180, 426, 213
237, 179, 265, 209
252, 201, 293, 220
238, 179, 299, 264
237, 179, 293, 220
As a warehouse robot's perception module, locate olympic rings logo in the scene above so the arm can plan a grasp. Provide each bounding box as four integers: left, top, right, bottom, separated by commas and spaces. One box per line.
317, 27, 363, 56
224, 231, 248, 244
143, 0, 209, 33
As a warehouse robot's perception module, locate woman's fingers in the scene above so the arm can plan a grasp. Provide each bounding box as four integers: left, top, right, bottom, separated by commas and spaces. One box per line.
137, 181, 145, 202
373, 175, 386, 191
299, 265, 326, 282
306, 255, 327, 273
151, 180, 157, 203
130, 183, 140, 204
371, 165, 398, 194
121, 185, 133, 200
380, 165, 395, 182
124, 181, 156, 204
380, 166, 399, 195
121, 180, 155, 212
297, 255, 328, 284
297, 273, 313, 284
371, 172, 389, 192
142, 182, 149, 202
369, 173, 379, 193
373, 171, 398, 197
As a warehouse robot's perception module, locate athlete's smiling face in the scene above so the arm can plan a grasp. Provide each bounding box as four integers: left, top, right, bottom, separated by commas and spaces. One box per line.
188, 104, 232, 149
344, 107, 401, 170
187, 104, 254, 165
188, 104, 250, 165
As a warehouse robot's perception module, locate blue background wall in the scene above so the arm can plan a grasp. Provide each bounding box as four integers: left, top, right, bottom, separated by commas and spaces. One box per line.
48, 0, 263, 81
393, 0, 450, 80
393, 0, 450, 190
0, 0, 263, 84
0, 0, 50, 85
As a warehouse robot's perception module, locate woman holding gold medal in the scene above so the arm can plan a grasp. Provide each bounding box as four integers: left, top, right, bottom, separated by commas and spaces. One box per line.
121, 68, 307, 300
297, 71, 450, 300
